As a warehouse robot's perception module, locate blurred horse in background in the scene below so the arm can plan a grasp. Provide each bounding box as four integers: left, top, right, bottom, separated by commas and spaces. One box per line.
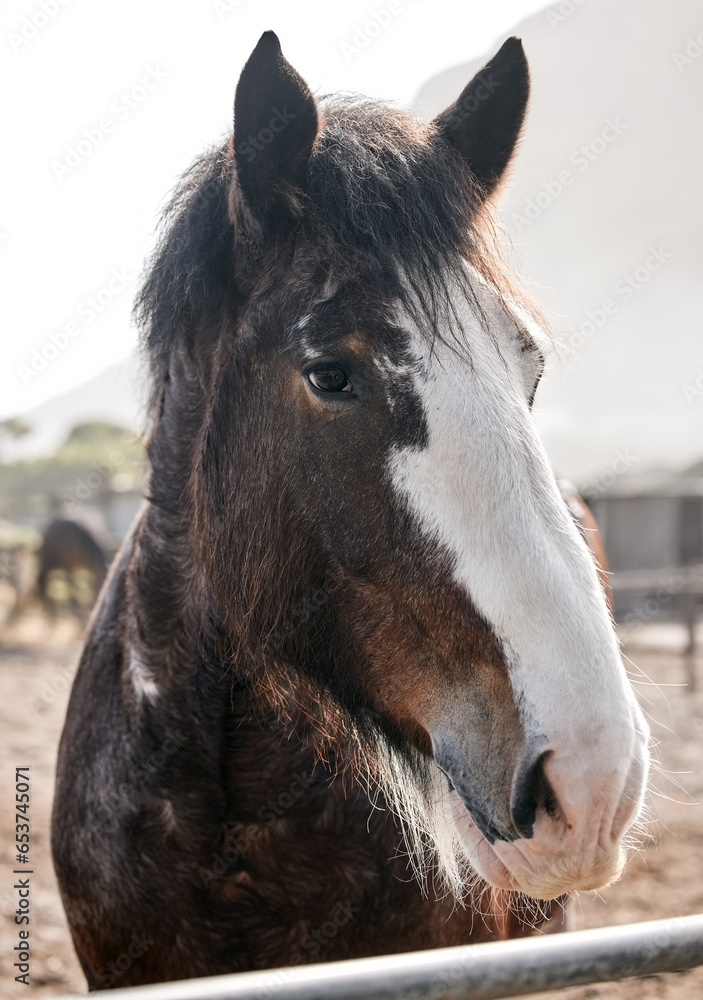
558, 479, 613, 613
37, 518, 107, 619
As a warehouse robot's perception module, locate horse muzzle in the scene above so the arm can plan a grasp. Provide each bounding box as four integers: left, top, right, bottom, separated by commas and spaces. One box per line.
432, 703, 650, 901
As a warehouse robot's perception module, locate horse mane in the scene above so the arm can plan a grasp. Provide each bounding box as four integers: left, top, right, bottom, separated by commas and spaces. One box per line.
133, 147, 233, 414
134, 97, 544, 416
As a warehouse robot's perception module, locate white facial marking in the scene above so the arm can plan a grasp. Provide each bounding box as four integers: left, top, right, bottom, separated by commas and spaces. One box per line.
286, 282, 340, 353
373, 352, 422, 411
292, 313, 313, 335
388, 272, 649, 898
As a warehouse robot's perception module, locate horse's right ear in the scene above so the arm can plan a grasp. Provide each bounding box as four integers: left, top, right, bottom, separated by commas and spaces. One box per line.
234, 31, 319, 232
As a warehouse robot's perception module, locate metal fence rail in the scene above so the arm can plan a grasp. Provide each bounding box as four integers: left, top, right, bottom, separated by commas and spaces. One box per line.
54, 913, 703, 1000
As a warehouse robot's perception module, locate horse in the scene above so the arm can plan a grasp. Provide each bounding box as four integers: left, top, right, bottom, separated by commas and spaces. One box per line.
51, 32, 649, 990
558, 479, 613, 613
37, 518, 108, 618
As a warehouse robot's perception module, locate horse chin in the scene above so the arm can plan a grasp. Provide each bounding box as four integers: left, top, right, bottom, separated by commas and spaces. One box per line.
446, 790, 626, 901
445, 789, 519, 892
490, 837, 626, 901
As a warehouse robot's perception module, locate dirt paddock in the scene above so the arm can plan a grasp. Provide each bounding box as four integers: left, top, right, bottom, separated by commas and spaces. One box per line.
1, 613, 702, 999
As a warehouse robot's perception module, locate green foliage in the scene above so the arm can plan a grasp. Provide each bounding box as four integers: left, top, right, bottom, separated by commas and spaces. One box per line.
0, 417, 32, 440
0, 421, 146, 520
64, 420, 128, 445
0, 418, 32, 463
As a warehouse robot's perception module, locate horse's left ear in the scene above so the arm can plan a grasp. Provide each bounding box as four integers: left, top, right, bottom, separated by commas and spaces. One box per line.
433, 37, 529, 198
234, 31, 319, 231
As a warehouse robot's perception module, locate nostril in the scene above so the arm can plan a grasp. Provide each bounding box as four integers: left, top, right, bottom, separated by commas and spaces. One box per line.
510, 750, 558, 838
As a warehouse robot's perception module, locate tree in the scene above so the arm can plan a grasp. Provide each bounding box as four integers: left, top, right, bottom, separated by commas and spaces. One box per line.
0, 418, 32, 462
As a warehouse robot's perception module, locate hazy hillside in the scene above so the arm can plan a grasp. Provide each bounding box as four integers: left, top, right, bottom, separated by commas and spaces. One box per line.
2, 353, 145, 463
417, 0, 703, 482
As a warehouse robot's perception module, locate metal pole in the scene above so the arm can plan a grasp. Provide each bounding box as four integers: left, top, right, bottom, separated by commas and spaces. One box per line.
52, 913, 703, 1000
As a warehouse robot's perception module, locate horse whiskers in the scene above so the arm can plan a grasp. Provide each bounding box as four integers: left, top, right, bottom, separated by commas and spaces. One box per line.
647, 751, 697, 798
646, 779, 697, 807
355, 737, 480, 902
621, 652, 679, 695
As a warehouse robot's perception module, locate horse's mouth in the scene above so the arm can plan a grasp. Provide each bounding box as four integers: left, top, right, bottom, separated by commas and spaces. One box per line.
436, 763, 518, 845
445, 783, 629, 901
445, 790, 520, 892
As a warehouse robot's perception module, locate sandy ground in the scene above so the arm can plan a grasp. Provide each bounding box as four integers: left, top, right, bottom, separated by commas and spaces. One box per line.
1, 613, 702, 999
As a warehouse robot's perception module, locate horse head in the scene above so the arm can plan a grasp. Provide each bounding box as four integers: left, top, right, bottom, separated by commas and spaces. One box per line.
140, 32, 649, 903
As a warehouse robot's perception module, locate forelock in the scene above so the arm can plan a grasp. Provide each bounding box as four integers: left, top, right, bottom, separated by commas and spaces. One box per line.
134, 97, 548, 414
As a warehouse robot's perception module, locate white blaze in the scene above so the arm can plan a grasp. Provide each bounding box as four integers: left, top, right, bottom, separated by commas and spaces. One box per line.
388, 276, 648, 895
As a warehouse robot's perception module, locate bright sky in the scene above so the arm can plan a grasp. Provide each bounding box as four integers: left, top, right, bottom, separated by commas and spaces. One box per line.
1, 0, 552, 419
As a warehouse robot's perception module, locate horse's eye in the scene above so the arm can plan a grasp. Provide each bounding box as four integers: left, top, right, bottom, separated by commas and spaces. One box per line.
307, 367, 353, 393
